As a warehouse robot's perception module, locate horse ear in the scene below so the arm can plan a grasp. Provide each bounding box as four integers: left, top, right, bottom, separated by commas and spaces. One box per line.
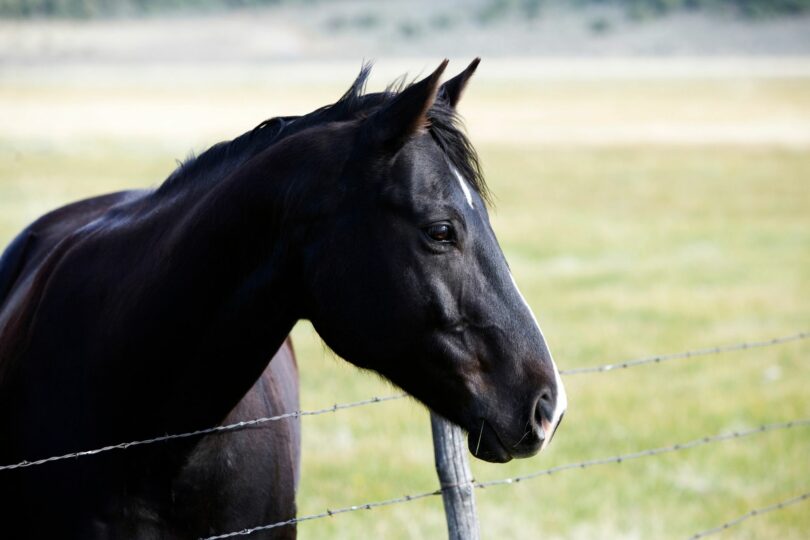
438, 57, 480, 109
366, 59, 449, 151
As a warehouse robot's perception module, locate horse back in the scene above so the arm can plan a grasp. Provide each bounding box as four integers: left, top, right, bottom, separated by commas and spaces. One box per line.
0, 190, 141, 316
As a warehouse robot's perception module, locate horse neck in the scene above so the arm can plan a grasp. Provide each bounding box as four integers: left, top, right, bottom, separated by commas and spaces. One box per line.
149, 138, 339, 430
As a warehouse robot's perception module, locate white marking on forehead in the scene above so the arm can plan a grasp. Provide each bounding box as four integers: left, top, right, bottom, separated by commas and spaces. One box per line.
450, 165, 474, 209
508, 272, 568, 451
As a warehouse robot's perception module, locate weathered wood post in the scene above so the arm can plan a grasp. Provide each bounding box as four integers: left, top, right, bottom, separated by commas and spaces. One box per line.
430, 412, 480, 540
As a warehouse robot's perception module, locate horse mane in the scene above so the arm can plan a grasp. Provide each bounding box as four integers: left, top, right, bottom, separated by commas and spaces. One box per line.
0, 64, 491, 387
157, 63, 490, 204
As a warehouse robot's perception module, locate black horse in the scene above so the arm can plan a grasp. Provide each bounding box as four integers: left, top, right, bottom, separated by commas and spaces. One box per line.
0, 59, 566, 539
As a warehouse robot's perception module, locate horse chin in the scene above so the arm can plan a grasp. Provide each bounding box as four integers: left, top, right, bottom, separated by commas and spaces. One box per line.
467, 419, 513, 463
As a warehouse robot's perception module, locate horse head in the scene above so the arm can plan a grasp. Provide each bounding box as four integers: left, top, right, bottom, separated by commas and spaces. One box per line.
301, 60, 567, 462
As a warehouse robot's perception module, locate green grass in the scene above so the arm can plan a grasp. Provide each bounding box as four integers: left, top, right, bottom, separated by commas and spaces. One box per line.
0, 76, 808, 538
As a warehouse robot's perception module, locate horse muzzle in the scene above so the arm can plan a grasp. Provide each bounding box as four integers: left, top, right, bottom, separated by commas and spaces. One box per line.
468, 385, 567, 463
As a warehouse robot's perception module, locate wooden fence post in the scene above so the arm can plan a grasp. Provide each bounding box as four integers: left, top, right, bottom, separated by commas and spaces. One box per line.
430, 412, 480, 540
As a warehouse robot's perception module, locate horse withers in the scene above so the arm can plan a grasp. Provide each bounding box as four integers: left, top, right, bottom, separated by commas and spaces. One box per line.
0, 59, 566, 538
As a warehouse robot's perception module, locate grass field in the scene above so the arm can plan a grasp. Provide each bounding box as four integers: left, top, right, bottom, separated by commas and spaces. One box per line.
1, 61, 808, 538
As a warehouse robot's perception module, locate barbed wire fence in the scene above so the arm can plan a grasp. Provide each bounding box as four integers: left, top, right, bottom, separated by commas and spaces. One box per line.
3, 331, 805, 472
2, 331, 808, 538
200, 419, 810, 540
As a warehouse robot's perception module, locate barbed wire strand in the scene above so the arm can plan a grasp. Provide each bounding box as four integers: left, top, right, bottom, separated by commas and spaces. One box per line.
0, 394, 407, 472
1, 331, 805, 472
474, 419, 808, 487
201, 418, 810, 539
560, 331, 808, 375
687, 491, 810, 539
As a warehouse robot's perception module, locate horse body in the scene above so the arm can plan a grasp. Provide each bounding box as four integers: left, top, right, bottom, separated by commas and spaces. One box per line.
0, 191, 300, 538
0, 59, 567, 538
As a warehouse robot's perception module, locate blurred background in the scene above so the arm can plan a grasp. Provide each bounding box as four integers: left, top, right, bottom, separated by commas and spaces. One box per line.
1, 1, 808, 538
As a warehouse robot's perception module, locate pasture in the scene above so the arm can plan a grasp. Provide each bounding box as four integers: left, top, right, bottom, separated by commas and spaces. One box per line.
1, 60, 808, 538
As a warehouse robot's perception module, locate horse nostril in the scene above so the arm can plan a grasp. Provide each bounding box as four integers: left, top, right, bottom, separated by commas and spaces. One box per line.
535, 386, 554, 426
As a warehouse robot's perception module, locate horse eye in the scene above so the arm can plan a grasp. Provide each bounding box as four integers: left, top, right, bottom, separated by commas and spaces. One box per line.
425, 223, 455, 243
